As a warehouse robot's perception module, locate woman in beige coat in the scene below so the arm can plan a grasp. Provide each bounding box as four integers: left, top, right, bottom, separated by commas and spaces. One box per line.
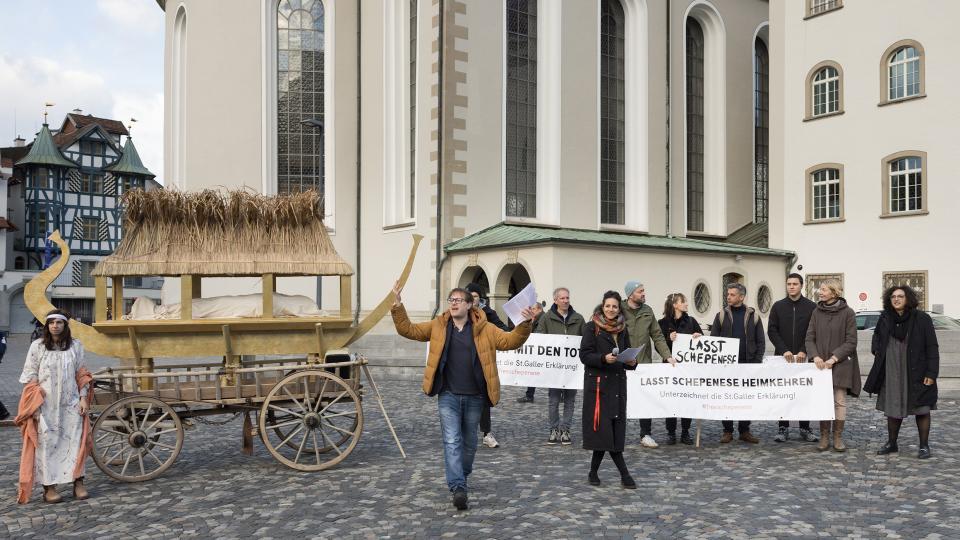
805, 279, 861, 452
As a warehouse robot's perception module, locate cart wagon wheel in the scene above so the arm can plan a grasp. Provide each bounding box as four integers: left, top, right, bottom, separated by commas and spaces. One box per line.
258, 369, 363, 471
91, 396, 184, 482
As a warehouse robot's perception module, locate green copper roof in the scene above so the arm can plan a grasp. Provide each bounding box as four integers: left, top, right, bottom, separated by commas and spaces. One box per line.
15, 124, 75, 168
106, 137, 155, 177
444, 223, 794, 258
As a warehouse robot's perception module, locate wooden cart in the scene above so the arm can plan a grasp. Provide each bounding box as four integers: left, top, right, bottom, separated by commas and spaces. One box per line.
24, 190, 420, 481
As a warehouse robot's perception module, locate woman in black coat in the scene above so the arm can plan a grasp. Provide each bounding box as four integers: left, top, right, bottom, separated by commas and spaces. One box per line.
864, 285, 939, 459
581, 290, 637, 489
657, 292, 703, 445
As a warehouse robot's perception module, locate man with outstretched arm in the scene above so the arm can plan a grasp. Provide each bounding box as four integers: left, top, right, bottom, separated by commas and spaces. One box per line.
391, 281, 535, 511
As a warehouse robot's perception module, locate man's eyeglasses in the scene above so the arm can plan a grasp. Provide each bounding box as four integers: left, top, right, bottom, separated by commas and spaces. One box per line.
447, 297, 468, 305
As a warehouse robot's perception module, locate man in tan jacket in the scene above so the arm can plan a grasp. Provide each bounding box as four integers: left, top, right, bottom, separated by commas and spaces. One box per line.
391, 283, 534, 511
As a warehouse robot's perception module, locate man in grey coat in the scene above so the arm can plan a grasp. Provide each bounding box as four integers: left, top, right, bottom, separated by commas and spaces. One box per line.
535, 287, 585, 445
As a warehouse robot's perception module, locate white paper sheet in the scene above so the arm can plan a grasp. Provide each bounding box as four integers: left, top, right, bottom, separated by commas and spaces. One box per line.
502, 282, 537, 326
615, 345, 646, 363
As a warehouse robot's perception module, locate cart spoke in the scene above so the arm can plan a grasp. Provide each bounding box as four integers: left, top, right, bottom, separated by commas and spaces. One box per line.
269, 418, 302, 430
312, 431, 321, 465
137, 451, 146, 476
140, 402, 154, 431
301, 377, 313, 412
294, 429, 309, 463
281, 386, 306, 413
313, 376, 330, 412
143, 446, 165, 467
144, 411, 171, 432
268, 404, 304, 419
277, 424, 305, 448
150, 427, 180, 437
149, 440, 178, 451
321, 420, 355, 437
319, 427, 343, 455
320, 410, 357, 419
120, 450, 135, 476
96, 431, 122, 444
318, 391, 348, 415
105, 445, 126, 464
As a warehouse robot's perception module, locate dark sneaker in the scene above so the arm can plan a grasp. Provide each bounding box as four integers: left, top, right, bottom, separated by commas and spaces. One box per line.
452, 488, 468, 510
774, 428, 788, 443
588, 472, 601, 486
621, 475, 637, 489
560, 430, 572, 445
516, 395, 534, 403
799, 428, 819, 443
666, 432, 677, 445
877, 441, 899, 455
918, 446, 931, 459
680, 431, 694, 445
547, 429, 560, 445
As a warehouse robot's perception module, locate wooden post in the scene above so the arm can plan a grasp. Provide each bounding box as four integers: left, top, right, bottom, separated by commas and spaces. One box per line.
339, 275, 352, 318
111, 277, 124, 321
314, 322, 327, 361
221, 324, 239, 386
262, 273, 275, 318
95, 276, 108, 322
180, 275, 193, 320
128, 327, 153, 390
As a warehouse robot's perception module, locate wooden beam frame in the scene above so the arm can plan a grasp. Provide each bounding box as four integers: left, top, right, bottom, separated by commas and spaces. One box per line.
95, 276, 108, 322
180, 275, 194, 320
340, 275, 351, 318
111, 277, 124, 321
262, 273, 275, 318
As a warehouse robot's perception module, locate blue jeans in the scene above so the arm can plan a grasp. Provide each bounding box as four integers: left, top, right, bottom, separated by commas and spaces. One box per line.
438, 391, 485, 492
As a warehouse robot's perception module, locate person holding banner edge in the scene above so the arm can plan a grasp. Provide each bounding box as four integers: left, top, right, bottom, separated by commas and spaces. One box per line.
621, 281, 675, 448
535, 287, 585, 445
391, 283, 536, 510
805, 279, 860, 452
657, 292, 702, 445
581, 291, 638, 489
767, 273, 819, 443
864, 285, 937, 459
711, 283, 765, 444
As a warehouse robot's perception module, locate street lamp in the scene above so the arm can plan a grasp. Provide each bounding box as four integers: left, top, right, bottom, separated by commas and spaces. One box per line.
299, 118, 324, 309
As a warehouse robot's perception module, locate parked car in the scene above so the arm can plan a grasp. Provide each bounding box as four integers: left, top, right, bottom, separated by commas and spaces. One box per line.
855, 310, 960, 331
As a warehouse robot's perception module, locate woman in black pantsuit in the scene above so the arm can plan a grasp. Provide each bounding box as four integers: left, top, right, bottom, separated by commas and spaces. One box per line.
580, 290, 637, 489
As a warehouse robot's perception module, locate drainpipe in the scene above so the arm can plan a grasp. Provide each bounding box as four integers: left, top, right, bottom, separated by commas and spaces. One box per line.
665, 0, 672, 237
432, 0, 446, 317
354, 0, 362, 325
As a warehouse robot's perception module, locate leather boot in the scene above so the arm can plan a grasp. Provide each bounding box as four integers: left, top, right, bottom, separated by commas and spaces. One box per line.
73, 477, 89, 500
832, 420, 847, 452
817, 421, 831, 452
43, 485, 62, 504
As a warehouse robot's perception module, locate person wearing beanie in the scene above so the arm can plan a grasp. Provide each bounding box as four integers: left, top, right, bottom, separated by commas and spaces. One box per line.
621, 280, 675, 449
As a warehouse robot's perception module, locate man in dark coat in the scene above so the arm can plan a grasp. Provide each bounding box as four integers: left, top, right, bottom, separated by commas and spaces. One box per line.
535, 287, 585, 445
711, 283, 765, 444
767, 273, 818, 443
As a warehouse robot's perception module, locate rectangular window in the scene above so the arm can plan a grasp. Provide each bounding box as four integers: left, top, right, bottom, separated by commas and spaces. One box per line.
813, 73, 838, 116
78, 260, 97, 288
81, 174, 104, 194
81, 217, 100, 241
889, 157, 922, 213
883, 271, 928, 311
31, 167, 52, 189
120, 177, 144, 194
685, 18, 705, 231
805, 273, 843, 301
754, 39, 769, 224
809, 0, 841, 16
811, 168, 841, 220
505, 0, 538, 218
34, 207, 50, 236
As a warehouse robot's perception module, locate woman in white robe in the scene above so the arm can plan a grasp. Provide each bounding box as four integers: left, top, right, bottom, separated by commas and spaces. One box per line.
19, 311, 89, 503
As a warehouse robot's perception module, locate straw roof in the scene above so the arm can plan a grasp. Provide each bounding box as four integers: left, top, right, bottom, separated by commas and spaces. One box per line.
93, 189, 353, 277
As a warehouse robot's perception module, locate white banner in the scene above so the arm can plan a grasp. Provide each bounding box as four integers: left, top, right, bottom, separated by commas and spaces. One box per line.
626, 363, 835, 421
671, 334, 740, 364
496, 334, 583, 390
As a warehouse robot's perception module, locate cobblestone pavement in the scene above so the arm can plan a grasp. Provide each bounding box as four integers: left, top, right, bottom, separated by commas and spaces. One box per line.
1, 335, 960, 539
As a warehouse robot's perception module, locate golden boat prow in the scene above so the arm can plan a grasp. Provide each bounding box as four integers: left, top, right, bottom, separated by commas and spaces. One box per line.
24, 189, 422, 361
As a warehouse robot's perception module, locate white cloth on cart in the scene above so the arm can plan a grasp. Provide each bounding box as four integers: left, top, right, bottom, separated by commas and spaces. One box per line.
125, 293, 328, 320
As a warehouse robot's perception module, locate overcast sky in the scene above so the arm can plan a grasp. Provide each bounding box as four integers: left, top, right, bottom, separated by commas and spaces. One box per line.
0, 0, 164, 182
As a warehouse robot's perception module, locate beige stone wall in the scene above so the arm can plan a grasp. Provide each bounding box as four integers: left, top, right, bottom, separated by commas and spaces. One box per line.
770, 0, 958, 313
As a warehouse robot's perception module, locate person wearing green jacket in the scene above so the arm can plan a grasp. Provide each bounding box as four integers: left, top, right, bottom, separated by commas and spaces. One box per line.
535, 287, 585, 445
621, 280, 675, 448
